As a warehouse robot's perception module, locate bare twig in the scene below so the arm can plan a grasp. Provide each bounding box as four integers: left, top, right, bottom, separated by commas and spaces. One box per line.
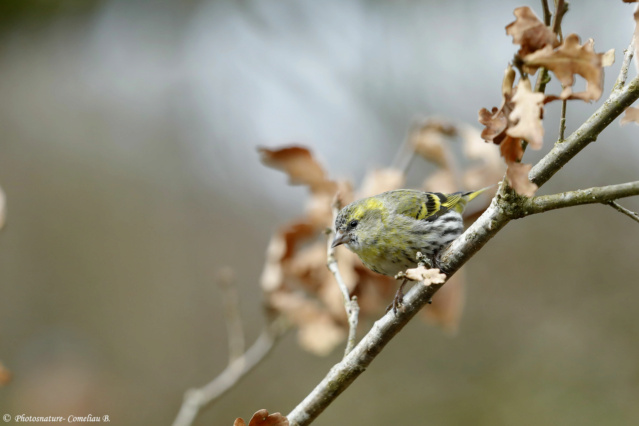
327, 196, 360, 357
541, 0, 552, 26
286, 66, 639, 426
535, 0, 567, 93
173, 320, 287, 426
607, 200, 639, 224
558, 99, 567, 141
614, 38, 636, 91
550, 0, 567, 41
217, 268, 245, 362
516, 181, 639, 215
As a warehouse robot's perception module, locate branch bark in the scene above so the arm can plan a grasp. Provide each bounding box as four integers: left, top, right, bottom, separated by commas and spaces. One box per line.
286, 67, 639, 426
519, 181, 639, 215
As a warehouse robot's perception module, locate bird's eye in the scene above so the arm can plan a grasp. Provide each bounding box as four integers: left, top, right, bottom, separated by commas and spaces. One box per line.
349, 220, 358, 228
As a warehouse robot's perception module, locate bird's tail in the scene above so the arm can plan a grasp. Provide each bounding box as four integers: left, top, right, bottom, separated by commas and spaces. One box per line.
450, 185, 495, 213
462, 185, 494, 202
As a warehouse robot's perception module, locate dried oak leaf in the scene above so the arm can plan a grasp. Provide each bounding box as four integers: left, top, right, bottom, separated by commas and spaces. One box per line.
478, 107, 509, 144
411, 119, 456, 167
506, 162, 538, 197
459, 125, 505, 191
268, 291, 346, 356
506, 6, 557, 56
621, 106, 639, 125
523, 34, 611, 102
234, 409, 289, 426
507, 78, 545, 149
478, 65, 518, 145
259, 146, 337, 194
499, 137, 524, 164
260, 221, 316, 292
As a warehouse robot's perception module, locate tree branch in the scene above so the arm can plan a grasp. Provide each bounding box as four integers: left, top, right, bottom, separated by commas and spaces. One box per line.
286, 56, 639, 426
614, 38, 636, 91
517, 181, 639, 215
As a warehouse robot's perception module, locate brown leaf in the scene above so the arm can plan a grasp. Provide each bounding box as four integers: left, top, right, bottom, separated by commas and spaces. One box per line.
357, 168, 406, 199
507, 78, 545, 149
459, 125, 505, 191
259, 146, 337, 194
502, 65, 516, 98
478, 107, 509, 144
523, 34, 610, 102
621, 106, 639, 125
260, 221, 316, 292
506, 6, 556, 56
411, 119, 456, 167
235, 409, 289, 426
506, 162, 538, 197
268, 292, 346, 356
499, 136, 524, 164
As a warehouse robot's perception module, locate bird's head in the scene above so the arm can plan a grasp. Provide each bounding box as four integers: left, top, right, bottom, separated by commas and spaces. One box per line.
331, 198, 385, 252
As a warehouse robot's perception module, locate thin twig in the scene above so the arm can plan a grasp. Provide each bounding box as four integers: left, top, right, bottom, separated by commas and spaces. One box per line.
558, 99, 567, 141
217, 268, 245, 362
550, 0, 567, 41
541, 0, 552, 26
607, 200, 639, 224
614, 38, 636, 91
327, 196, 360, 357
515, 181, 639, 216
173, 320, 287, 426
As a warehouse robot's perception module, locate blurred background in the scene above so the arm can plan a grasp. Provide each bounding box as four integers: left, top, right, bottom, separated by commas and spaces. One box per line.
1, 0, 638, 424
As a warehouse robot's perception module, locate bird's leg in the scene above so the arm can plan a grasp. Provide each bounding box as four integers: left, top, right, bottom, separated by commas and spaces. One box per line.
430, 252, 449, 275
386, 278, 408, 314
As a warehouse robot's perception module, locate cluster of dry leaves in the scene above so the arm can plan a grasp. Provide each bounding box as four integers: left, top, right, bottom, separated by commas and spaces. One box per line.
258, 119, 502, 356
256, 2, 639, 358
479, 5, 619, 196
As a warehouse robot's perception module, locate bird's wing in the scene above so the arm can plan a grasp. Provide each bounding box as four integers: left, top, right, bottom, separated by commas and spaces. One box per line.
391, 190, 464, 221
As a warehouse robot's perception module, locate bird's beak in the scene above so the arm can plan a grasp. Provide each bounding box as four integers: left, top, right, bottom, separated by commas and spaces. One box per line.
331, 230, 349, 248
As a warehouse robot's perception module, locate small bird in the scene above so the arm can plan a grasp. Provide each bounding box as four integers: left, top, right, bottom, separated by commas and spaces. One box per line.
331, 188, 488, 313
